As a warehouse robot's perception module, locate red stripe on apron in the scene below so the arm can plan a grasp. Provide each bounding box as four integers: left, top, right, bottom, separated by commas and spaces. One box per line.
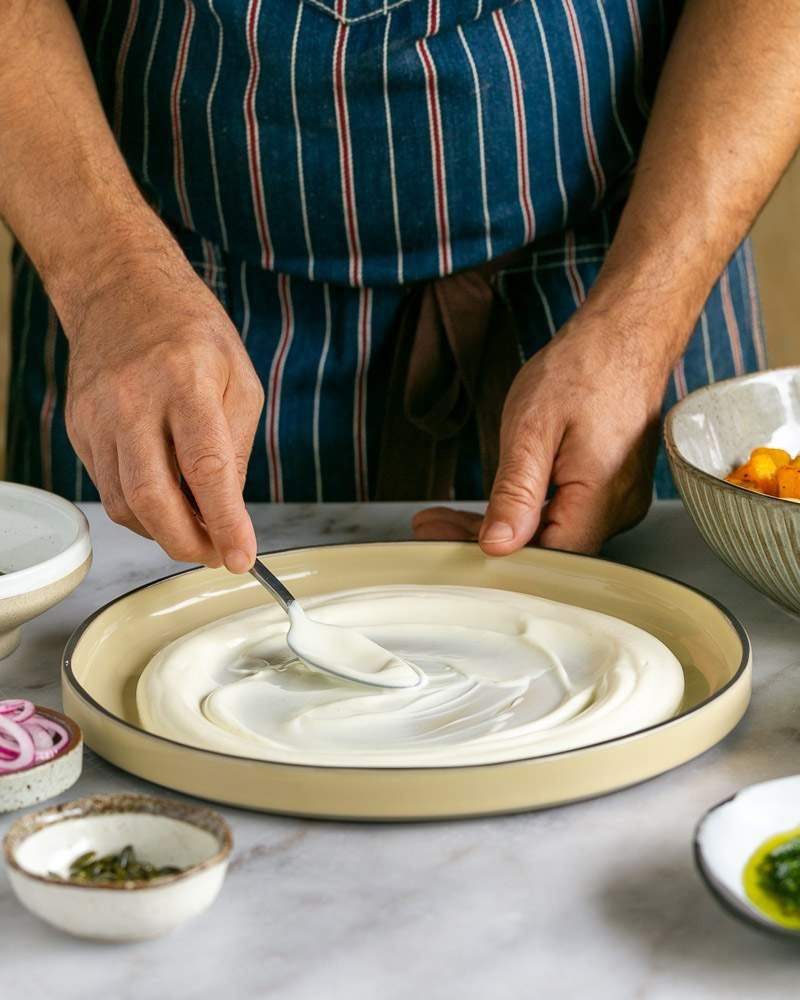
170, 1, 195, 229
333, 6, 362, 286
417, 38, 452, 275
494, 11, 535, 244
245, 0, 274, 269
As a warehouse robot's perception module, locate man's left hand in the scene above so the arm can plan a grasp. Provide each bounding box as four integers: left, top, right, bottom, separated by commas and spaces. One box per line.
412, 299, 669, 555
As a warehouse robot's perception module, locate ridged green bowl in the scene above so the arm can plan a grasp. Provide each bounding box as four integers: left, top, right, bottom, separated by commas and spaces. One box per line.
665, 367, 800, 614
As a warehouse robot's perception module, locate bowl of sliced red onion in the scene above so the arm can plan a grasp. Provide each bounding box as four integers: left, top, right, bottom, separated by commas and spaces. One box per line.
0, 699, 82, 813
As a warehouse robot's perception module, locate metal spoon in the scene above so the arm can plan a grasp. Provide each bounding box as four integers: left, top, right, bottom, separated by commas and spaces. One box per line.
178, 484, 417, 688
249, 557, 421, 689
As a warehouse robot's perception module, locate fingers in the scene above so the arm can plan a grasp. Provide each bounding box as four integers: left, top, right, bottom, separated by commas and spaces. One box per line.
62, 258, 263, 569
412, 507, 483, 541
479, 441, 552, 556
222, 372, 264, 491
90, 441, 152, 540
536, 482, 612, 555
171, 397, 257, 573
74, 374, 259, 570
116, 427, 222, 566
66, 420, 151, 539
538, 421, 658, 554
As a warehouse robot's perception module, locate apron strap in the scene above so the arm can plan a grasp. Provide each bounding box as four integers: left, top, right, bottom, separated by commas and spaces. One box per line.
375, 249, 526, 501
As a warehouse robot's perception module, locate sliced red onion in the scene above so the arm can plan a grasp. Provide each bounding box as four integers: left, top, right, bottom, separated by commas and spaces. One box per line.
0, 699, 35, 723
0, 715, 35, 772
0, 700, 70, 773
26, 722, 54, 751
36, 716, 69, 745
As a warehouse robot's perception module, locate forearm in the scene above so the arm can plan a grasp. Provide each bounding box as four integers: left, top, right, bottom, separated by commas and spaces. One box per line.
0, 0, 179, 332
588, 0, 800, 365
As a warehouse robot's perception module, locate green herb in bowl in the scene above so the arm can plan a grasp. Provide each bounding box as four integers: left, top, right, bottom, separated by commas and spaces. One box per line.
754, 835, 800, 917
52, 844, 183, 884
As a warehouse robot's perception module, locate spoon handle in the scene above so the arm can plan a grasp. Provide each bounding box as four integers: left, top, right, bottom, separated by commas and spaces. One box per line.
249, 558, 295, 614
178, 480, 296, 614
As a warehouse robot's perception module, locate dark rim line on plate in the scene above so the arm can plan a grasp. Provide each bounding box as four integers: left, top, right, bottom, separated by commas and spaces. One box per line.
61, 540, 751, 774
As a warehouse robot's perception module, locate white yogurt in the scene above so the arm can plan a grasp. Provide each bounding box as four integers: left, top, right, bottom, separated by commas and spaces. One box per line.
136, 585, 685, 768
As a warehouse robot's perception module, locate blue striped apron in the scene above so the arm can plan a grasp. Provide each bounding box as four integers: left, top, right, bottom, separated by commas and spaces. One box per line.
7, 0, 767, 501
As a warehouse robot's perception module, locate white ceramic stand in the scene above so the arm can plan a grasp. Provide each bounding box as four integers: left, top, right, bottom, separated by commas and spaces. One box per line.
0, 484, 92, 659
0, 626, 21, 659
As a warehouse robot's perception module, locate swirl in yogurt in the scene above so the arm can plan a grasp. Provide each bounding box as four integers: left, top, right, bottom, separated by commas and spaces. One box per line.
136, 585, 685, 767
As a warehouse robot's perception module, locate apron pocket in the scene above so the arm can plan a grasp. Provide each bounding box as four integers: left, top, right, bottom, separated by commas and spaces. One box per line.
303, 0, 413, 24
302, 0, 522, 28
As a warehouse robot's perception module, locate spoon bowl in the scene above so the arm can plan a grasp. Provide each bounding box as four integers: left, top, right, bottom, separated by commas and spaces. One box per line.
181, 482, 420, 688
250, 557, 421, 689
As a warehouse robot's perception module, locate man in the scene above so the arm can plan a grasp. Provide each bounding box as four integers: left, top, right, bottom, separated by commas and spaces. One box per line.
1, 0, 797, 572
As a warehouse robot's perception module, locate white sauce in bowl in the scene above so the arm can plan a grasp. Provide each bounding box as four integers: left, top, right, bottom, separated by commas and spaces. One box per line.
136, 585, 685, 768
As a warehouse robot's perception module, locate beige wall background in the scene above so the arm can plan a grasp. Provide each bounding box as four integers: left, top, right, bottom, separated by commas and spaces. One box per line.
0, 158, 799, 478
0, 224, 8, 475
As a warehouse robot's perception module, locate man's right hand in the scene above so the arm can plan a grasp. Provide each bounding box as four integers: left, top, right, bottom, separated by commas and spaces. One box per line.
0, 1, 261, 572
64, 248, 263, 572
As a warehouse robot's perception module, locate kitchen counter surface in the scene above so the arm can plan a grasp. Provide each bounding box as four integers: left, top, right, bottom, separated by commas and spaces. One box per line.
1, 501, 798, 998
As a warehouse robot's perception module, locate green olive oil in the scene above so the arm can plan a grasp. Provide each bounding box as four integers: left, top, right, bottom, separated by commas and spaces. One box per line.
743, 826, 800, 929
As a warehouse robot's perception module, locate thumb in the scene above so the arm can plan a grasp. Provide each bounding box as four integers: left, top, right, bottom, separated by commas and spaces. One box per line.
479, 439, 552, 556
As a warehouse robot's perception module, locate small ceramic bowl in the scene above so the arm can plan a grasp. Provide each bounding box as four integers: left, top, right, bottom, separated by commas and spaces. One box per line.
3, 793, 232, 941
695, 775, 800, 938
0, 707, 82, 813
665, 367, 800, 614
0, 483, 92, 658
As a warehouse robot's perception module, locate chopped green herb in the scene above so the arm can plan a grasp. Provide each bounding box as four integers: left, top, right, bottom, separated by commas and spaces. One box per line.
53, 845, 183, 885
757, 835, 800, 916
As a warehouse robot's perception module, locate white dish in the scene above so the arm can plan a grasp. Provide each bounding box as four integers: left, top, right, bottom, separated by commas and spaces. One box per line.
64, 542, 750, 819
0, 483, 92, 658
3, 793, 232, 941
695, 775, 800, 938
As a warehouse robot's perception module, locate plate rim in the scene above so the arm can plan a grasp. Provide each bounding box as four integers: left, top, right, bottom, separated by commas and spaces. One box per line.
61, 540, 751, 774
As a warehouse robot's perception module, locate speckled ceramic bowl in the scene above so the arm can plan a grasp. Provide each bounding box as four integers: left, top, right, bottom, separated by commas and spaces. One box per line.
665, 367, 800, 614
0, 707, 82, 813
0, 483, 92, 658
3, 793, 232, 941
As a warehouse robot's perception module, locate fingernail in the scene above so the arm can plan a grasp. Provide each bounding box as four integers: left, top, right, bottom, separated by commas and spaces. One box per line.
225, 549, 251, 574
480, 521, 514, 544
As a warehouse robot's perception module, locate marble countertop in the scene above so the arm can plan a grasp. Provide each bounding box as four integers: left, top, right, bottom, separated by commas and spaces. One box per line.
1, 501, 799, 997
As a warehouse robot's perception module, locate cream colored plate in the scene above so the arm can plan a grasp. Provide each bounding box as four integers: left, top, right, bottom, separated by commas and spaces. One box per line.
62, 542, 750, 820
